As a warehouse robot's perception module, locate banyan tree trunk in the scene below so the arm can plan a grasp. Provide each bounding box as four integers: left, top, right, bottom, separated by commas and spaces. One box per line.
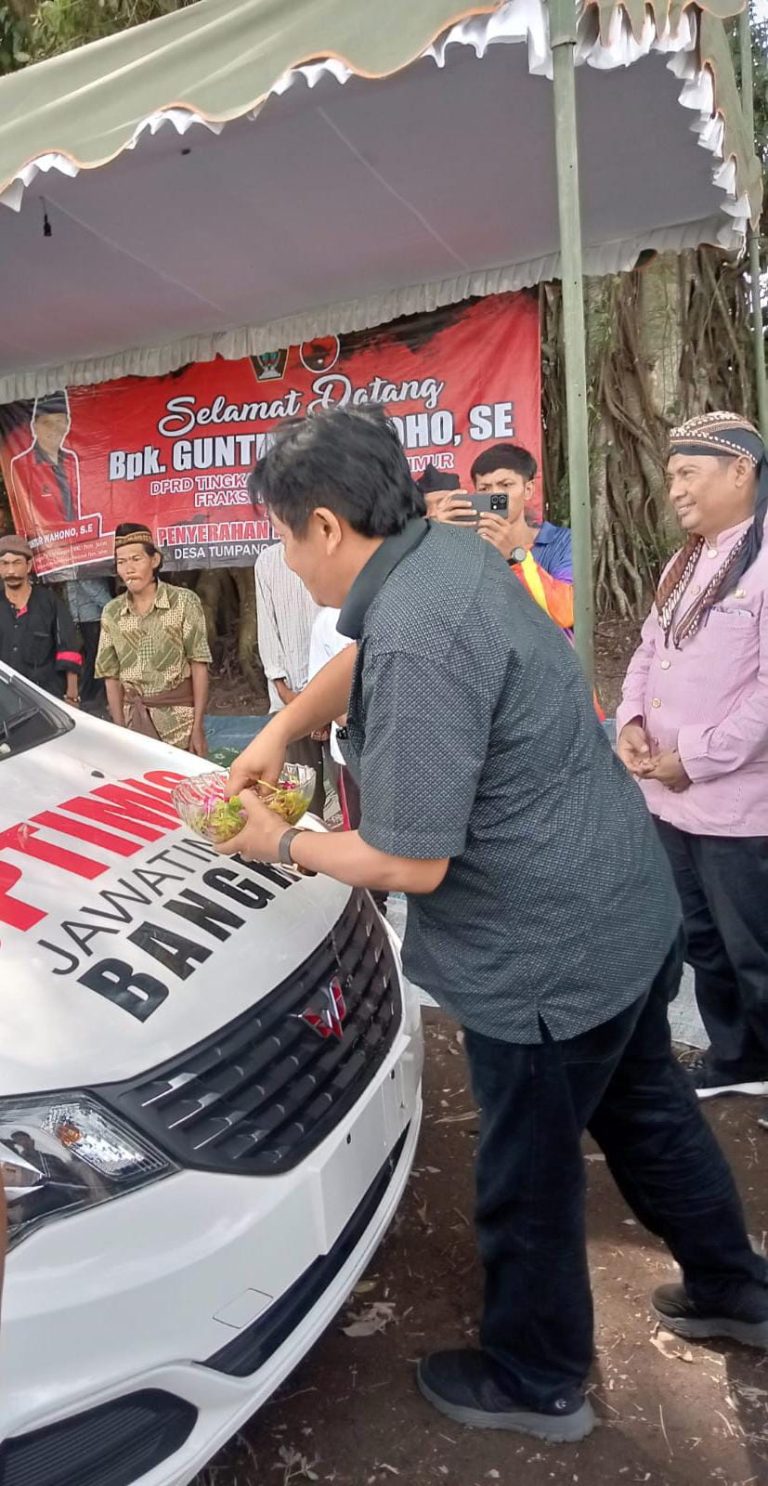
542, 245, 757, 619
195, 568, 230, 656
194, 564, 267, 705
232, 565, 266, 699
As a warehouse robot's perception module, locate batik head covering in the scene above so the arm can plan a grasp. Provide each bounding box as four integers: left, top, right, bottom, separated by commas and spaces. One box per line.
114, 522, 155, 552
655, 412, 767, 647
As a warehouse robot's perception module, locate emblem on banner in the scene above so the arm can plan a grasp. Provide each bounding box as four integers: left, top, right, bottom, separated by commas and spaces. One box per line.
299, 335, 340, 373
250, 348, 288, 381
298, 978, 348, 1041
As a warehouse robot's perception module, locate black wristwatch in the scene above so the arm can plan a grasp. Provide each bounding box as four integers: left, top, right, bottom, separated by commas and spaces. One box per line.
278, 827, 316, 876
278, 828, 303, 866
507, 547, 527, 566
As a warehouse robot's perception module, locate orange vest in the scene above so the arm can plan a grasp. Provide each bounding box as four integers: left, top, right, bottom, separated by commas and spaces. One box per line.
513, 553, 605, 721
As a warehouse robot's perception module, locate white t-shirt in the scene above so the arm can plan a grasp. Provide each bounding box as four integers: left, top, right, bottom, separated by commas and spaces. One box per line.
308, 608, 355, 765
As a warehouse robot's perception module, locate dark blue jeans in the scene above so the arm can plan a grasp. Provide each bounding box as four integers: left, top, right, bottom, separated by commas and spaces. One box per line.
463, 937, 767, 1410
656, 821, 768, 1078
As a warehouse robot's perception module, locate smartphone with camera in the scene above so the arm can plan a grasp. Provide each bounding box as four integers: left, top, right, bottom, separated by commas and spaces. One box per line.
473, 492, 509, 516
452, 490, 510, 528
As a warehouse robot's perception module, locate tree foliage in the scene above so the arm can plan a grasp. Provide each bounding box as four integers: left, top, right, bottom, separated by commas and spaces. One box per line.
0, 3, 31, 70
6, 0, 190, 57
735, 12, 768, 176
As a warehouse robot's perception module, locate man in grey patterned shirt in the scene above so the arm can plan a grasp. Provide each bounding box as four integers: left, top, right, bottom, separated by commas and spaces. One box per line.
226, 409, 768, 1443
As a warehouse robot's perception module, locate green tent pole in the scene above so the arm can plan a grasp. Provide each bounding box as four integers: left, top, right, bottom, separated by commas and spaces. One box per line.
549, 0, 594, 683
740, 5, 768, 441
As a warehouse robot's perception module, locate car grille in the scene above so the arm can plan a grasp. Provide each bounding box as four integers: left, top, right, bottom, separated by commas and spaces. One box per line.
97, 891, 402, 1175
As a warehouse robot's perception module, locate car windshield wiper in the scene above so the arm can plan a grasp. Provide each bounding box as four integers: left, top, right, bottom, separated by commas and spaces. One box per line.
0, 707, 41, 746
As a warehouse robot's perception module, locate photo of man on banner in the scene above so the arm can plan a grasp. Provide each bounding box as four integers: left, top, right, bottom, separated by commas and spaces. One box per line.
9, 390, 81, 538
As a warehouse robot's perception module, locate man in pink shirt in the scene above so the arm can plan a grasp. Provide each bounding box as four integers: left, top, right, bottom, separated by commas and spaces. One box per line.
618, 412, 768, 1100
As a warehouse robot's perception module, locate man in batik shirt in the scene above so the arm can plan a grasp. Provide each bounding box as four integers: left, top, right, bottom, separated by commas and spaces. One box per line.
96, 523, 211, 753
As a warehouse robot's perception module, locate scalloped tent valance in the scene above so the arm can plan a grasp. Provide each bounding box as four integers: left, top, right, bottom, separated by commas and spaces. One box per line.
0, 0, 759, 400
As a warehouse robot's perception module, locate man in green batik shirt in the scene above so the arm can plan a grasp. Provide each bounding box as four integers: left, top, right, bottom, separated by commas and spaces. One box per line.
96, 523, 211, 753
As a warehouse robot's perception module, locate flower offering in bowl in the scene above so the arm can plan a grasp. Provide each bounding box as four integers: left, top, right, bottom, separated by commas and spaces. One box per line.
172, 763, 316, 845
256, 762, 316, 825
171, 773, 246, 844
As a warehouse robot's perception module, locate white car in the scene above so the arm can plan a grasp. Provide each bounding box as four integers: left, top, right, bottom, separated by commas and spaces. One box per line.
0, 662, 423, 1486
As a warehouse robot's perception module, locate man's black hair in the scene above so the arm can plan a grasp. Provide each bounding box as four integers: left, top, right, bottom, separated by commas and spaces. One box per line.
470, 443, 537, 485
34, 391, 69, 418
249, 408, 426, 536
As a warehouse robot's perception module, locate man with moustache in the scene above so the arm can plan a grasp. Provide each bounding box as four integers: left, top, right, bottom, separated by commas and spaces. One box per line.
0, 534, 81, 702
618, 412, 768, 1101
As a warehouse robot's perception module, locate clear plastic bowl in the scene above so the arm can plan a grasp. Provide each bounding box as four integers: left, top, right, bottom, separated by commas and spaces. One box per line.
171, 763, 316, 845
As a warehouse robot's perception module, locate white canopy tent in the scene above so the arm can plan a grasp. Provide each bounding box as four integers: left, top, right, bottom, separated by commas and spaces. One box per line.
0, 0, 758, 399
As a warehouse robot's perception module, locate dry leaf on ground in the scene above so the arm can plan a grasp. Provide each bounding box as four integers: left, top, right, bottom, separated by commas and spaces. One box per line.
342, 1301, 398, 1338
650, 1328, 696, 1363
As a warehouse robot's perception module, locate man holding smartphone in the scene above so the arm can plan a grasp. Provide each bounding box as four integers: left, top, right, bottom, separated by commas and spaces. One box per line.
425, 444, 575, 634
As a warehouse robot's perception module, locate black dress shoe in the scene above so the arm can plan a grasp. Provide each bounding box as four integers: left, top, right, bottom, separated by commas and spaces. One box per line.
416, 1349, 595, 1441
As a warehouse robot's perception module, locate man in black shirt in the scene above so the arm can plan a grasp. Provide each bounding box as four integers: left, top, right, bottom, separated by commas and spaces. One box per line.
0, 535, 81, 702
224, 409, 768, 1444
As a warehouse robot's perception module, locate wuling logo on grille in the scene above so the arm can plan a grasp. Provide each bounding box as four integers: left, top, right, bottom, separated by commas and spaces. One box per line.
298, 978, 347, 1041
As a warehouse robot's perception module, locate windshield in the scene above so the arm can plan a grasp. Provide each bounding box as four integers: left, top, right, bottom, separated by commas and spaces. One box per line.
0, 668, 72, 759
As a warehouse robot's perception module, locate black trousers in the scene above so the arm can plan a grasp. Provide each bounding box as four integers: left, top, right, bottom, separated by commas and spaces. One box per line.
464, 936, 768, 1409
656, 820, 768, 1077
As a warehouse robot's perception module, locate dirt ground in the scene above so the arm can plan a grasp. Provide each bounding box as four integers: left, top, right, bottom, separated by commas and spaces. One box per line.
197, 1011, 768, 1486
207, 671, 269, 717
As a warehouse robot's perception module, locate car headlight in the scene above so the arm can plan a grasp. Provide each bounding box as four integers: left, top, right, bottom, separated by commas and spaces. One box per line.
0, 1095, 176, 1250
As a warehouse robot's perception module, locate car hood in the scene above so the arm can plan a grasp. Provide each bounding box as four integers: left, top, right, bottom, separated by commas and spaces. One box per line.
0, 698, 351, 1095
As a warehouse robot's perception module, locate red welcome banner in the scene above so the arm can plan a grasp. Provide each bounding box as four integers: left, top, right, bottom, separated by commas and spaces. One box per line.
0, 293, 541, 578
